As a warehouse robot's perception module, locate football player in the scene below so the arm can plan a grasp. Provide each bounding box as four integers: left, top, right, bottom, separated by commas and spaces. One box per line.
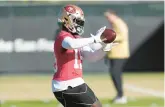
52, 4, 117, 107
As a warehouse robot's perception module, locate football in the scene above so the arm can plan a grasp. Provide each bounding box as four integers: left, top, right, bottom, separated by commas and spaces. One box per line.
101, 29, 116, 43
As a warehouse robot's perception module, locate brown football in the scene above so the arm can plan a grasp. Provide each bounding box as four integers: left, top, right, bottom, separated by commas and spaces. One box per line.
101, 29, 116, 43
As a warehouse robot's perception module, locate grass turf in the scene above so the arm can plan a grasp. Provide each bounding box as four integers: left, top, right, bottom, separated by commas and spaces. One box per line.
0, 72, 164, 107
0, 98, 164, 107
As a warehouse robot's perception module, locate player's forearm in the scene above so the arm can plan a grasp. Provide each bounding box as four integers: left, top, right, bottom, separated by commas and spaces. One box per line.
62, 37, 94, 49
83, 49, 106, 62
89, 42, 105, 50
81, 45, 106, 62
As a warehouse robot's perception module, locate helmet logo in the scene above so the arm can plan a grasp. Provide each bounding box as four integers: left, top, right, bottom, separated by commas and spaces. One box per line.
65, 6, 76, 14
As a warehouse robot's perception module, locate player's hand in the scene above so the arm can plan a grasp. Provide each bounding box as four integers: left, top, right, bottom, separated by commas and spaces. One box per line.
90, 26, 106, 43
103, 42, 119, 51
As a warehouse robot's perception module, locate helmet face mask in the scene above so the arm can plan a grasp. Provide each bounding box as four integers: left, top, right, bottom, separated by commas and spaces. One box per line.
73, 17, 85, 35
58, 5, 85, 35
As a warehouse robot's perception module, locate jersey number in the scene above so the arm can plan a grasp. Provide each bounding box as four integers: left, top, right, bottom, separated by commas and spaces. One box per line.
74, 49, 82, 69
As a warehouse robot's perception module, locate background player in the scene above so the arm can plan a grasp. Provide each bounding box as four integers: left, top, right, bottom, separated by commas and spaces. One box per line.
104, 10, 130, 104
52, 4, 117, 107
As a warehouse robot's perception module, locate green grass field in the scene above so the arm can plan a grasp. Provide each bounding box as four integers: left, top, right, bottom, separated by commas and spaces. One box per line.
0, 72, 164, 107
1, 98, 164, 107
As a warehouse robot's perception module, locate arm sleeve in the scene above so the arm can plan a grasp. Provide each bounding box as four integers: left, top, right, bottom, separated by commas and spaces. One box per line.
62, 36, 94, 49
80, 43, 106, 62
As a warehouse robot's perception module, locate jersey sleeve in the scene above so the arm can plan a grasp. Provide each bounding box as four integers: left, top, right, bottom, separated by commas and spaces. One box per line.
56, 32, 73, 50
58, 32, 73, 43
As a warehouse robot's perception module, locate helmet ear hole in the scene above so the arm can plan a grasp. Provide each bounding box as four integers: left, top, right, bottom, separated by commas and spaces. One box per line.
64, 17, 68, 21
63, 17, 70, 25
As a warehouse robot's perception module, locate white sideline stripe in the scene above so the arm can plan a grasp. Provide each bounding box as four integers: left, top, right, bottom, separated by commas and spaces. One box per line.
124, 84, 164, 98
102, 104, 163, 107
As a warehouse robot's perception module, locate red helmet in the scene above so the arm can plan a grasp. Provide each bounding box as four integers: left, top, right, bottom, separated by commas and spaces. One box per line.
58, 4, 85, 35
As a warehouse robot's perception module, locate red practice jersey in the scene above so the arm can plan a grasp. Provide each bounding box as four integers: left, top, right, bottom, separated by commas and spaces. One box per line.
53, 30, 83, 81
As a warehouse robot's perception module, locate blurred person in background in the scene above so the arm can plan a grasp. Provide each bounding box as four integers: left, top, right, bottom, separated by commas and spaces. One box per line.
104, 10, 130, 104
